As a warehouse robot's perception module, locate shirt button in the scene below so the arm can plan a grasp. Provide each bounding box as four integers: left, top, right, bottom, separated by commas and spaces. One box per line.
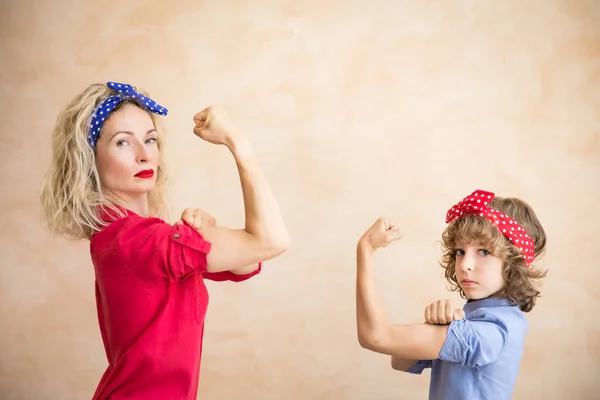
174, 233, 180, 239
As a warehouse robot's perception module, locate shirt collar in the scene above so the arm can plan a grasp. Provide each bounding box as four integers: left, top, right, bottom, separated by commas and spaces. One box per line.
463, 297, 514, 313
96, 205, 136, 223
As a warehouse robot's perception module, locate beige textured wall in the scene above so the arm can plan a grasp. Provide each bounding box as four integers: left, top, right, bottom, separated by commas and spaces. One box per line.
1, 1, 599, 399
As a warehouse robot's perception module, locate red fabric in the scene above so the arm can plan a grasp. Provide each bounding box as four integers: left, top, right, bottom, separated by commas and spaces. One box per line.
445, 190, 535, 266
90, 208, 261, 399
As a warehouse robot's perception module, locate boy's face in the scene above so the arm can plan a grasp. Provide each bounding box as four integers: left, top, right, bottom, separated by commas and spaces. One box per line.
454, 241, 505, 300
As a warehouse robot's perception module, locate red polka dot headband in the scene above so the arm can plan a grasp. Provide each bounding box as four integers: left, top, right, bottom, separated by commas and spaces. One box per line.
445, 190, 535, 266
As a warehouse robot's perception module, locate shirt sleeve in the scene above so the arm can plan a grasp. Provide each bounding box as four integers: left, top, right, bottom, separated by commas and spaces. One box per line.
105, 216, 212, 282
110, 217, 264, 283
405, 360, 433, 374
167, 220, 212, 280
202, 263, 262, 282
438, 311, 509, 367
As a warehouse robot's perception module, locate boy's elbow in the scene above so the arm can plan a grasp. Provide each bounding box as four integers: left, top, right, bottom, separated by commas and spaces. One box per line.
358, 336, 372, 350
358, 332, 385, 352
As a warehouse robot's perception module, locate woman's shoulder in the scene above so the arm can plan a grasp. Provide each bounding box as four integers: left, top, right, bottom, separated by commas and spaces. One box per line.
91, 207, 172, 251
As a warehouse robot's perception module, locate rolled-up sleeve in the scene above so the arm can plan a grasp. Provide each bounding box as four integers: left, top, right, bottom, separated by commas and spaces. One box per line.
105, 216, 263, 284
160, 220, 262, 283
202, 263, 262, 282
167, 221, 212, 280
109, 217, 212, 282
406, 360, 433, 374
439, 311, 509, 367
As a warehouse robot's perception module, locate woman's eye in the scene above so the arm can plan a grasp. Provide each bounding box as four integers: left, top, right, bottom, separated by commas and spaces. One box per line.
116, 140, 129, 146
146, 137, 157, 144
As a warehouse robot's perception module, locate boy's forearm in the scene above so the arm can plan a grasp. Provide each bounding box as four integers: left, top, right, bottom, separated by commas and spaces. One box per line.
356, 243, 392, 349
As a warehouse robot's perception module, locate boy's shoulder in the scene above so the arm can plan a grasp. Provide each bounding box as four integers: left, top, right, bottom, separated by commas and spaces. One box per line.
464, 298, 529, 333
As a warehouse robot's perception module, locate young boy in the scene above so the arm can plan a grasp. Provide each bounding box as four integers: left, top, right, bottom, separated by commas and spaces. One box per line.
355, 190, 547, 399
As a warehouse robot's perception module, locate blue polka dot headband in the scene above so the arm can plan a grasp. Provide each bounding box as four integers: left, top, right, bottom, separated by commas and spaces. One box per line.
88, 81, 168, 149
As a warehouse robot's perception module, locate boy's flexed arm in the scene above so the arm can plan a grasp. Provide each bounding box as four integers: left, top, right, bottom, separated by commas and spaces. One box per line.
356, 218, 507, 370
356, 218, 455, 361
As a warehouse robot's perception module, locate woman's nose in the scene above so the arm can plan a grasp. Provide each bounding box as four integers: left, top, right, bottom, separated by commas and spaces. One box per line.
136, 143, 150, 163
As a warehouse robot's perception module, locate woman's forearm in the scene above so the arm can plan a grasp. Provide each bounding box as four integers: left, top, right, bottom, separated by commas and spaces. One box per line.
229, 136, 290, 250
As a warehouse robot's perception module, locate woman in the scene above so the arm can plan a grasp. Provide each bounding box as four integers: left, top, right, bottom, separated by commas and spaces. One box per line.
40, 81, 290, 399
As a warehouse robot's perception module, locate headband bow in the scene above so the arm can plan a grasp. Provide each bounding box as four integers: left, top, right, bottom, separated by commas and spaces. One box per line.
88, 81, 168, 148
445, 190, 535, 266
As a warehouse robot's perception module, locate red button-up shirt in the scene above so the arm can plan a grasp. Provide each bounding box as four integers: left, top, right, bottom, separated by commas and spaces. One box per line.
90, 208, 260, 399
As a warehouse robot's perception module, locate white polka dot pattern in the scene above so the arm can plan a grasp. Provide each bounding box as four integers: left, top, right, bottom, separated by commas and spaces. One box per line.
445, 190, 536, 266
87, 81, 168, 148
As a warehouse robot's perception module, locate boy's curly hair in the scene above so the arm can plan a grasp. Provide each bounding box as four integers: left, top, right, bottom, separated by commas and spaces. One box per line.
440, 196, 547, 312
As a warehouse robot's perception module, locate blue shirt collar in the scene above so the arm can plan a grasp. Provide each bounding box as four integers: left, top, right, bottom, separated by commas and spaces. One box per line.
463, 297, 514, 313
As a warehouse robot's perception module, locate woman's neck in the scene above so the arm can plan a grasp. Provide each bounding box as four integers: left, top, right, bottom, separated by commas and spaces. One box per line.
108, 192, 150, 217
126, 202, 150, 217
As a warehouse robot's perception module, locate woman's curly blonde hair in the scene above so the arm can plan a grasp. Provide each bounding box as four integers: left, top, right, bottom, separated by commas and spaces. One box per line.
440, 196, 547, 312
40, 83, 168, 241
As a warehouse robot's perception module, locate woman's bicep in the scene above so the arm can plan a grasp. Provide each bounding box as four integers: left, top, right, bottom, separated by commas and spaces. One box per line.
198, 226, 285, 272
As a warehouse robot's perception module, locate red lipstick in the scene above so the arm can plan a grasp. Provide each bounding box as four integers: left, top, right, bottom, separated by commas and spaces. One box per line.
135, 169, 154, 179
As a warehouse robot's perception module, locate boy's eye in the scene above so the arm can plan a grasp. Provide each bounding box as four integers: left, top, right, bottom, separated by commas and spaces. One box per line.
455, 249, 465, 256
478, 249, 490, 256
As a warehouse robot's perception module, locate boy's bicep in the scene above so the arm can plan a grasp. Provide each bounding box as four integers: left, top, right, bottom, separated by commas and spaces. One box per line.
373, 324, 449, 360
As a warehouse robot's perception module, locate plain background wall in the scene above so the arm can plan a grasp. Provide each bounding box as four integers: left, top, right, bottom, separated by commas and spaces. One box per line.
1, 1, 599, 399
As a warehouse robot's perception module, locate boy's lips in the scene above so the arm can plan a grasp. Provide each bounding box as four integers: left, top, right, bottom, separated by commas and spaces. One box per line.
461, 279, 477, 286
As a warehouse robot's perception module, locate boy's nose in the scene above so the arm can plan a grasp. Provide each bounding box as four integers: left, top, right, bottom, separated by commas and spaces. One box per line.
460, 254, 475, 271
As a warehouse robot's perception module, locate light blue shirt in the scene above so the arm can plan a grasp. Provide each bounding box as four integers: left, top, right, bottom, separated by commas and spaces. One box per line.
407, 297, 529, 400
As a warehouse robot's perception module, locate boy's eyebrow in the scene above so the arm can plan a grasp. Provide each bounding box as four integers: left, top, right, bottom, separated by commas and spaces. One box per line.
456, 241, 489, 247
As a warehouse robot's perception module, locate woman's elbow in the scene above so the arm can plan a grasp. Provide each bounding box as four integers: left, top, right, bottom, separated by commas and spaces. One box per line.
278, 235, 291, 253
268, 233, 291, 256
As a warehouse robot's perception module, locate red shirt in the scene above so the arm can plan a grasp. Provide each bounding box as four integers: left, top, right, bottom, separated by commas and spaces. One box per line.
90, 208, 261, 399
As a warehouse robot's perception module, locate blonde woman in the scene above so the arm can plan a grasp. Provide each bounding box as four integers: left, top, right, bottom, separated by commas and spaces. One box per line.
40, 81, 290, 399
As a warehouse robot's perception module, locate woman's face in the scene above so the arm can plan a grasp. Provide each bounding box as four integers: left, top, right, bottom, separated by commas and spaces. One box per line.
95, 103, 160, 203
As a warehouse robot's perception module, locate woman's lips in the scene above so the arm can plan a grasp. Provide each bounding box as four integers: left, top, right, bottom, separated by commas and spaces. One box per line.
134, 169, 154, 178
